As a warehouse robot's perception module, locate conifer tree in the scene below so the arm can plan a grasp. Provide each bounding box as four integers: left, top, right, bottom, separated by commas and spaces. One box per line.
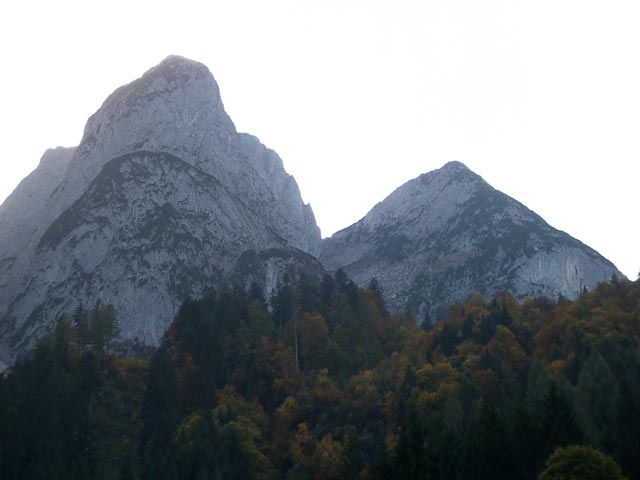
139, 345, 179, 479
541, 382, 582, 456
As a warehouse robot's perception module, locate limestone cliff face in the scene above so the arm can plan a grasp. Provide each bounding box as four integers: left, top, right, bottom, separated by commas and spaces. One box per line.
0, 56, 321, 364
0, 147, 76, 322
320, 161, 622, 322
56, 56, 320, 257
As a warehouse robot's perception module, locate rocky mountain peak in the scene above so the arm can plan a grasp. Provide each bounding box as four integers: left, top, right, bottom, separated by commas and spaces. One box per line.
0, 57, 321, 365
53, 55, 319, 254
419, 160, 481, 187
356, 160, 485, 236
110, 54, 214, 102
321, 162, 622, 321
78, 54, 233, 164
440, 160, 469, 172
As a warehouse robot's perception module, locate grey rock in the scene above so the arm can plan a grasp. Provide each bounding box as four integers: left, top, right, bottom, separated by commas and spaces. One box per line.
0, 56, 320, 364
320, 161, 623, 322
0, 146, 75, 320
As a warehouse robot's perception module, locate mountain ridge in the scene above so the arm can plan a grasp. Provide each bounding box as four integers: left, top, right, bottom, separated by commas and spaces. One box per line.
0, 55, 623, 364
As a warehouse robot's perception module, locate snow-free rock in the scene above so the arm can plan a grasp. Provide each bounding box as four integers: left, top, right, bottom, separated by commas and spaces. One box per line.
0, 56, 321, 364
320, 161, 623, 322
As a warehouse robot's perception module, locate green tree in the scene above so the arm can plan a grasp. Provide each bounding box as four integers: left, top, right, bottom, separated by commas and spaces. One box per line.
541, 382, 582, 455
574, 350, 618, 446
73, 304, 89, 351
168, 412, 218, 480
613, 380, 640, 480
215, 426, 251, 480
298, 312, 331, 372
367, 277, 384, 299
464, 398, 515, 480
118, 449, 136, 480
538, 445, 628, 480
337, 437, 365, 480
88, 301, 120, 353
139, 345, 179, 478
271, 284, 293, 333
512, 407, 545, 479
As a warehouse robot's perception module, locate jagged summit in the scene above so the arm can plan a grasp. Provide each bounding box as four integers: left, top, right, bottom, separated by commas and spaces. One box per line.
96, 54, 215, 112
64, 55, 320, 255
78, 54, 233, 164
321, 161, 622, 321
102, 54, 215, 96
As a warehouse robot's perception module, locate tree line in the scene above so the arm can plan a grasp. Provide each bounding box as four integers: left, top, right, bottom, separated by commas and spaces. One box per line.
1, 273, 639, 479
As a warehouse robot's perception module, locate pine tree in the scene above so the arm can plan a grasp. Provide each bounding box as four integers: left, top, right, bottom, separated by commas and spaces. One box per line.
613, 381, 640, 479
139, 345, 179, 479
88, 301, 120, 354
464, 398, 515, 480
541, 382, 582, 456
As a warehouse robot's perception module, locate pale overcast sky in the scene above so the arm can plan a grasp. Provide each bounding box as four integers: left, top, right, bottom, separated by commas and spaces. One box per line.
0, 0, 638, 279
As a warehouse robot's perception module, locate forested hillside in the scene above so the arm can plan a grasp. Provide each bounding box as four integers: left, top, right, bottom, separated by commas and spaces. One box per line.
1, 274, 639, 479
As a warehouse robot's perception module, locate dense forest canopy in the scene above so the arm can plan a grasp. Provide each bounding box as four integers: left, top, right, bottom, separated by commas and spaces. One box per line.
1, 273, 639, 479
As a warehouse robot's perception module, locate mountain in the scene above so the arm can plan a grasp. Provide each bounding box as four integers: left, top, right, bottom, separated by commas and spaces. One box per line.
0, 56, 321, 364
0, 56, 624, 365
320, 161, 622, 321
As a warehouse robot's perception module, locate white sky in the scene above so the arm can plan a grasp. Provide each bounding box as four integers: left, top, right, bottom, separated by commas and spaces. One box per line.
0, 0, 638, 279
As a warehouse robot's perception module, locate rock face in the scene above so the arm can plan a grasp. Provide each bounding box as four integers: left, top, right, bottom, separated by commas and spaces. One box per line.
0, 56, 321, 364
320, 161, 622, 322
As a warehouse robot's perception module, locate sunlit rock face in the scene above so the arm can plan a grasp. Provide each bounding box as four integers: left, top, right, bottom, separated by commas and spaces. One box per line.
0, 56, 321, 364
321, 161, 623, 322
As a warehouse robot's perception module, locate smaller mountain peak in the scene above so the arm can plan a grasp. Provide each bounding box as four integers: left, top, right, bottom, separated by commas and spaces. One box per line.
429, 161, 482, 184
440, 160, 470, 171
417, 161, 475, 185
410, 160, 485, 194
